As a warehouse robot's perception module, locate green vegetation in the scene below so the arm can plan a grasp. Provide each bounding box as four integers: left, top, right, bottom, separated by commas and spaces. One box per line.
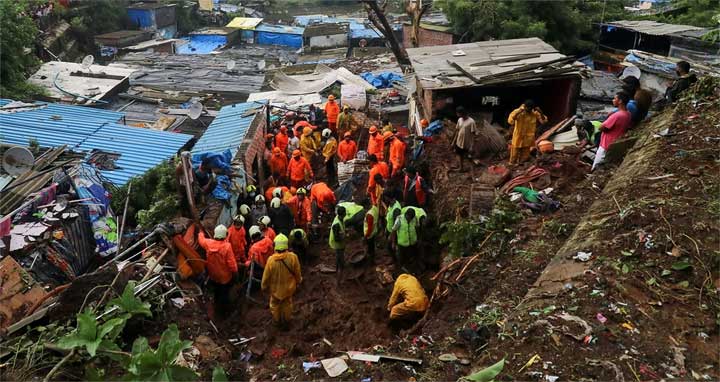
644, 0, 720, 28
66, 0, 130, 55
110, 160, 180, 229
0, 1, 45, 99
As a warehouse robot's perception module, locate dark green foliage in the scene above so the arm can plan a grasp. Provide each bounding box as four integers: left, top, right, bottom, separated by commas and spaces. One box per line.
646, 0, 719, 28
110, 160, 179, 229
67, 0, 130, 55
0, 1, 45, 99
171, 0, 205, 35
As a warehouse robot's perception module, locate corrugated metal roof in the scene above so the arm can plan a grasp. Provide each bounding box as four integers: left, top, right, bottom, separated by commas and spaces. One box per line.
226, 17, 263, 30
0, 99, 192, 186
191, 102, 262, 157
604, 20, 704, 36
255, 23, 305, 35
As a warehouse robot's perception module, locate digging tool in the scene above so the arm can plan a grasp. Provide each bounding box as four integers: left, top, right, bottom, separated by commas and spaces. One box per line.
243, 261, 263, 305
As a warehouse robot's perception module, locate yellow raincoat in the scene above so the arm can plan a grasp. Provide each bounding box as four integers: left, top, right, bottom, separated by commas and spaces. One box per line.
322, 137, 338, 163
387, 274, 429, 320
507, 106, 548, 148
299, 129, 317, 162
261, 251, 302, 323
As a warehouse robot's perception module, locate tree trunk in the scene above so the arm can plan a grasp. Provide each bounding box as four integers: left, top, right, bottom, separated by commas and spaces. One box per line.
362, 0, 411, 67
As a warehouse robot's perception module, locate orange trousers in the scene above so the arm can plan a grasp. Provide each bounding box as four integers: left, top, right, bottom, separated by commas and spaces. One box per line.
509, 146, 532, 164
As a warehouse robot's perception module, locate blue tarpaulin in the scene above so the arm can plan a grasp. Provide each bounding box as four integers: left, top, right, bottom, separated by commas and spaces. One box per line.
360, 72, 404, 89
255, 23, 304, 48
127, 9, 154, 28
191, 149, 233, 173
177, 35, 228, 54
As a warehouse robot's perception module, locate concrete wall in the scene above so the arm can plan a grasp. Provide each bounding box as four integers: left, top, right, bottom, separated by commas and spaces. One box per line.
403, 25, 454, 47
309, 33, 348, 49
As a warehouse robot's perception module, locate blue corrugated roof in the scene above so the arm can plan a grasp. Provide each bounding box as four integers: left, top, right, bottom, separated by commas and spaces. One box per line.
255, 23, 305, 35
191, 102, 261, 157
293, 15, 366, 30
350, 23, 402, 39
0, 99, 192, 186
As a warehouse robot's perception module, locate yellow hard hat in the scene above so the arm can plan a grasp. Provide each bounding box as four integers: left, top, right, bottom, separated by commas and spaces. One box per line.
274, 233, 288, 251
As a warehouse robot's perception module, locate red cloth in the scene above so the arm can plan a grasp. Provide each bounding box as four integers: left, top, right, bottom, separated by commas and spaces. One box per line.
248, 237, 275, 268
226, 225, 247, 264
337, 139, 357, 161
287, 156, 313, 182
600, 110, 631, 150
198, 231, 237, 284
310, 182, 336, 213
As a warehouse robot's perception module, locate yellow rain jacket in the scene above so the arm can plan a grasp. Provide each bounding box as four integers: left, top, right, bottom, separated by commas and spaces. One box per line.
387, 274, 429, 320
322, 137, 338, 163
299, 131, 317, 162
261, 251, 302, 301
507, 106, 548, 148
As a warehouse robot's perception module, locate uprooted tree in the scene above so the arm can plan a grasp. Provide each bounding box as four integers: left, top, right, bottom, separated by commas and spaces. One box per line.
406, 0, 433, 48
360, 0, 412, 67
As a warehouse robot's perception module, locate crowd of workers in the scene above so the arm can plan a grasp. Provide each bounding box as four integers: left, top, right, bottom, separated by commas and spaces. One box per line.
188, 60, 697, 329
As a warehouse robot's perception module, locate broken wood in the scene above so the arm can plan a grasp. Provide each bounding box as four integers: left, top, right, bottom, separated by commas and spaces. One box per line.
469, 54, 542, 67
447, 60, 481, 83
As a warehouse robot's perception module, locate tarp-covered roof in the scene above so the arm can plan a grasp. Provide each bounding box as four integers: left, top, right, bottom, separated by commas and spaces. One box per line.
0, 99, 192, 185
191, 102, 262, 157
603, 20, 705, 36
255, 23, 305, 35
226, 17, 263, 30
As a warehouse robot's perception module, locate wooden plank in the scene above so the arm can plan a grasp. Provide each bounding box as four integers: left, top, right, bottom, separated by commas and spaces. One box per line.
469, 54, 541, 67
446, 60, 481, 83
379, 354, 423, 365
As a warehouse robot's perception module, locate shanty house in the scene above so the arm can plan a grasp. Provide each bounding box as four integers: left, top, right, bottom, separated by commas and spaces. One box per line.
226, 17, 263, 43
126, 2, 177, 38
254, 23, 304, 49
406, 38, 581, 133
303, 23, 349, 51
95, 30, 153, 48
177, 27, 239, 54
191, 102, 268, 184
402, 22, 456, 47
599, 20, 716, 60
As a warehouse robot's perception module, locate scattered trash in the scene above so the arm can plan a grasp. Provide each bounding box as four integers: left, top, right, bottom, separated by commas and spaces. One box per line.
347, 351, 380, 363
459, 358, 471, 365
171, 297, 187, 308
439, 353, 458, 362
322, 338, 333, 347
403, 365, 417, 375
555, 313, 593, 341
321, 357, 348, 378
596, 313, 607, 324
229, 337, 256, 346
645, 173, 675, 181
518, 354, 541, 372
361, 378, 372, 382
302, 361, 321, 373
545, 375, 559, 382
573, 251, 592, 262
462, 358, 504, 382
271, 348, 287, 359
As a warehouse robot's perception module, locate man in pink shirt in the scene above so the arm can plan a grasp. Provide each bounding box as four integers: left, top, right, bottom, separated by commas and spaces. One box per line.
593, 92, 632, 171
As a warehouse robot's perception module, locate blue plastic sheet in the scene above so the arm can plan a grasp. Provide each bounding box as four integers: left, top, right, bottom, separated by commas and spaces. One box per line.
191, 149, 233, 173
360, 72, 404, 89
256, 31, 303, 48
177, 35, 228, 54
127, 9, 154, 28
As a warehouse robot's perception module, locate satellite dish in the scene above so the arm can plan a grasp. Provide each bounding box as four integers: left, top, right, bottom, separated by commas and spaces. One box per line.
81, 55, 94, 69
3, 146, 35, 176
187, 102, 203, 120
226, 60, 236, 70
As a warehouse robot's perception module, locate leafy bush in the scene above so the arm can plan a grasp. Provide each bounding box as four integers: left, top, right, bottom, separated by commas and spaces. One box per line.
111, 160, 179, 229
0, 1, 44, 99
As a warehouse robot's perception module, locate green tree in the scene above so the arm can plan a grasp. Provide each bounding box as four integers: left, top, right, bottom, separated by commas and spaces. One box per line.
0, 1, 44, 99
649, 0, 720, 27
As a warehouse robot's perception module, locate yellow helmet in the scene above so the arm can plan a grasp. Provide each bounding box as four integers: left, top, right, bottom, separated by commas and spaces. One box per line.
274, 233, 288, 251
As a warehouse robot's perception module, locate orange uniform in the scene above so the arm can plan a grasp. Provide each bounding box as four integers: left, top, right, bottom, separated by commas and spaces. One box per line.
226, 225, 247, 264
262, 226, 276, 242
287, 195, 312, 228
275, 132, 289, 153
310, 182, 336, 213
367, 134, 385, 160
269, 151, 288, 177
286, 156, 313, 183
325, 101, 340, 124
247, 237, 275, 268
367, 162, 390, 201
198, 231, 238, 284
389, 138, 406, 176
337, 139, 357, 162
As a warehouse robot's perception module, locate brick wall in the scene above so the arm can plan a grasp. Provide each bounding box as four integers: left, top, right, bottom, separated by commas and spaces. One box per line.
403, 25, 454, 47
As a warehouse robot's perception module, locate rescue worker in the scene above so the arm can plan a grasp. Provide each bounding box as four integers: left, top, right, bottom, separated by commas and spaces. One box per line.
240, 185, 259, 209
321, 128, 338, 186
382, 119, 394, 134
268, 197, 294, 236
287, 187, 312, 231
387, 273, 429, 322
402, 166, 429, 208
198, 224, 238, 318
391, 207, 419, 271
259, 215, 276, 242
367, 154, 390, 205
287, 149, 313, 189
227, 215, 248, 266
452, 106, 478, 171
324, 95, 340, 133
508, 100, 548, 165
246, 225, 275, 290
289, 228, 309, 263
367, 125, 385, 160
363, 199, 380, 264
387, 132, 406, 177
309, 181, 337, 227
251, 194, 267, 224
275, 126, 289, 154
299, 126, 317, 162
239, 204, 254, 231
287, 127, 300, 155
261, 234, 302, 328
369, 173, 385, 209
337, 131, 358, 162
402, 206, 427, 231
269, 186, 292, 204
336, 201, 365, 235
336, 105, 355, 137
269, 147, 288, 180
329, 202, 365, 277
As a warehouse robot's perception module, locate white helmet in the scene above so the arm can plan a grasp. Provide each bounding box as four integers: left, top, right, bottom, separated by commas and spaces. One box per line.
272, 187, 283, 198
233, 214, 245, 224
255, 194, 265, 203
260, 215, 271, 226
270, 197, 281, 209
213, 224, 228, 239
322, 128, 332, 138
249, 225, 262, 238
239, 204, 251, 215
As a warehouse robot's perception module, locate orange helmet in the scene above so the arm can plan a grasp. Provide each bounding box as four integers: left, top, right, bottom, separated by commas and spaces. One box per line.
272, 147, 281, 154
369, 125, 378, 134
538, 140, 554, 154
292, 149, 301, 157
382, 131, 394, 141
420, 118, 429, 127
